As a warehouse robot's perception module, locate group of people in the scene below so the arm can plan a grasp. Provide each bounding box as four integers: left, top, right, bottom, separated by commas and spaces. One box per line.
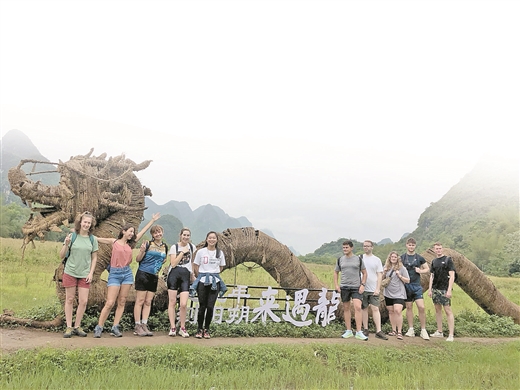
60, 211, 455, 341
334, 238, 456, 342
60, 212, 225, 340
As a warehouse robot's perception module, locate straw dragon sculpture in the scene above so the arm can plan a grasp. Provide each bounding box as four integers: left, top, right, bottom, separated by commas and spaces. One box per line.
3, 150, 519, 328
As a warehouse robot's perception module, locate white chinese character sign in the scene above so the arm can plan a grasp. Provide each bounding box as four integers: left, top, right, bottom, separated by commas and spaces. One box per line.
188, 285, 340, 327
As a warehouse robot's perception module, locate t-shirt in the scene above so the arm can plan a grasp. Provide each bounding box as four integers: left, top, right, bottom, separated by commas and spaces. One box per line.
383, 266, 409, 299
335, 255, 365, 288
110, 240, 133, 268
168, 243, 195, 273
138, 241, 168, 275
194, 247, 226, 282
401, 253, 426, 285
362, 254, 383, 292
430, 256, 456, 290
64, 235, 99, 278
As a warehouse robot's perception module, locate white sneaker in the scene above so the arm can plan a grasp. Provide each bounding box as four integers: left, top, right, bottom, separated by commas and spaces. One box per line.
405, 328, 415, 337
179, 327, 189, 338
341, 330, 354, 339
168, 327, 176, 337
420, 329, 430, 340
430, 331, 444, 338
446, 335, 454, 342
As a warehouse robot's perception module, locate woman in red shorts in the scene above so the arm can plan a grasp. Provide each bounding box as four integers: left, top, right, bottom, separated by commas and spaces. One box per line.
60, 211, 98, 338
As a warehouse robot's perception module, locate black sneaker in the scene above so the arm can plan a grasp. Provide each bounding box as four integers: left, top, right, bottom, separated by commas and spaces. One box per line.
375, 331, 389, 340
363, 328, 369, 337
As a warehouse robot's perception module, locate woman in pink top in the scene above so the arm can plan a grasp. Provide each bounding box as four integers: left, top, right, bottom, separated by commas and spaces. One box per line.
93, 213, 160, 338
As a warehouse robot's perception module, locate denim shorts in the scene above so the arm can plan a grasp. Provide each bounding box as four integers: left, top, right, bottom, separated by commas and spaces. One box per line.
405, 283, 424, 302
107, 266, 134, 287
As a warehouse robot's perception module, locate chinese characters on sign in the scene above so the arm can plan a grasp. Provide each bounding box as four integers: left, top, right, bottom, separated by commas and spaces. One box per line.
188, 285, 341, 327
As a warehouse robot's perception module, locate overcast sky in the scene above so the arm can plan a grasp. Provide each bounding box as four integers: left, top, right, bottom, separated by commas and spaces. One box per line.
1, 0, 518, 254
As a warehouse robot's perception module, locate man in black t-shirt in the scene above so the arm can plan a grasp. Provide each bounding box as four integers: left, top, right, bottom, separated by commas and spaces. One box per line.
428, 242, 456, 342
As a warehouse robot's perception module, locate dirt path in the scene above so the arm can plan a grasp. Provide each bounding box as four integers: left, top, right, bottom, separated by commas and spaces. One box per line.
1, 327, 517, 354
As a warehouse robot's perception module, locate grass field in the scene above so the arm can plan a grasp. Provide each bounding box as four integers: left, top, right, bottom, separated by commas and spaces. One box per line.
1, 238, 519, 389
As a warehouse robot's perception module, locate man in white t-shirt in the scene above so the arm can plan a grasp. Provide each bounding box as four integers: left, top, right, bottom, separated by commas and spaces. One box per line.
361, 240, 388, 340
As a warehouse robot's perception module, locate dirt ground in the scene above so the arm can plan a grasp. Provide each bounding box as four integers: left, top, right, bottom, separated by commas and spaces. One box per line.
1, 327, 516, 354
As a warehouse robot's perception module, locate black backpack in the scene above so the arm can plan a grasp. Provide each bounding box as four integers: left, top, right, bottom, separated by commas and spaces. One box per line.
445, 256, 459, 283
337, 254, 363, 270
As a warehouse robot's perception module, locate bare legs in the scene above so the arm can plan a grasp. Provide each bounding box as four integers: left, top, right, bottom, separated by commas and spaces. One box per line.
434, 303, 454, 336
343, 299, 363, 332
134, 290, 155, 323
64, 286, 89, 328
97, 284, 132, 327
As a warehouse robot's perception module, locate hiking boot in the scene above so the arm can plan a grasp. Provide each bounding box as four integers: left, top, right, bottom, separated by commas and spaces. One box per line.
430, 330, 444, 338
195, 330, 203, 339
94, 325, 103, 338
72, 326, 87, 337
179, 327, 189, 338
203, 329, 211, 339
446, 335, 454, 342
141, 323, 153, 336
341, 330, 353, 339
110, 325, 123, 337
63, 327, 73, 338
363, 328, 369, 337
169, 327, 176, 337
134, 324, 147, 337
405, 327, 415, 337
375, 331, 388, 340
355, 331, 368, 341
420, 329, 430, 340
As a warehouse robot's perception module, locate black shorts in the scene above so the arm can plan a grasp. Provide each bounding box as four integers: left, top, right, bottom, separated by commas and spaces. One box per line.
167, 267, 191, 292
134, 269, 159, 293
384, 296, 405, 307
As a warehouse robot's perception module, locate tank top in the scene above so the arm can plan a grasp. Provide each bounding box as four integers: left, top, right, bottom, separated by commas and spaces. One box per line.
110, 240, 133, 268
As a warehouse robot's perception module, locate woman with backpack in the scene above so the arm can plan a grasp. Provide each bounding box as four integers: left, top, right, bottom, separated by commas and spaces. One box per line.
133, 223, 169, 337
93, 213, 160, 338
60, 211, 99, 338
192, 231, 226, 339
167, 227, 196, 338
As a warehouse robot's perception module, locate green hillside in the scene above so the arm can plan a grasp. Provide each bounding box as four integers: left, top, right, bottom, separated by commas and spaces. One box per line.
300, 156, 520, 276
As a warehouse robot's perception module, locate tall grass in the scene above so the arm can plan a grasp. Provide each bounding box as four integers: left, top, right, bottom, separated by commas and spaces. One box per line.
1, 341, 519, 389
1, 238, 519, 338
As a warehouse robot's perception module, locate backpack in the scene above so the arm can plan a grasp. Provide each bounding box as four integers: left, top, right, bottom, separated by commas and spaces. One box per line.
337, 254, 364, 284
337, 254, 363, 270
445, 256, 459, 283
62, 232, 94, 266
172, 242, 194, 257
145, 240, 169, 255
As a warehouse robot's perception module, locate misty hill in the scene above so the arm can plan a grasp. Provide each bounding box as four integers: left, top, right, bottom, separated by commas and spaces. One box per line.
301, 156, 519, 275
403, 155, 519, 274
1, 129, 60, 201
142, 198, 253, 245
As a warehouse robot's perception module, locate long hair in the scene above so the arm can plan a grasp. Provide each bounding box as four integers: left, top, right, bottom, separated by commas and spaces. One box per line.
73, 211, 96, 234
118, 223, 137, 248
203, 231, 221, 258
384, 251, 403, 273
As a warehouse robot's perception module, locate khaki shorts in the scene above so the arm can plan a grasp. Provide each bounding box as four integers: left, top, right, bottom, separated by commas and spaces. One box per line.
361, 291, 380, 309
